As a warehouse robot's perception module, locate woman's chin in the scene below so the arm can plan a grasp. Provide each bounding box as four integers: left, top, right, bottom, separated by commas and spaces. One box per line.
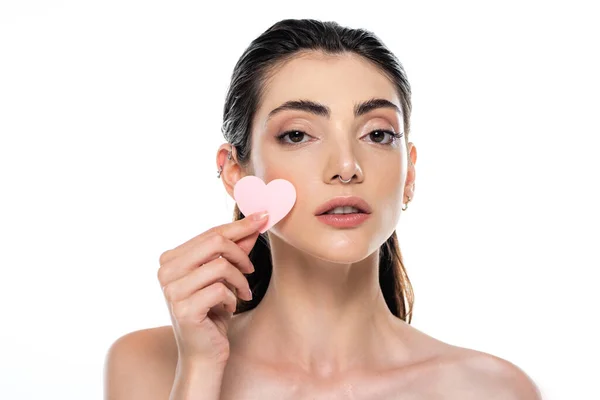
309, 240, 374, 263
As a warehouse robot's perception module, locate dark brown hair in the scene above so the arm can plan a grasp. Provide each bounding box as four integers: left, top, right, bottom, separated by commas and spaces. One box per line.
220, 18, 414, 323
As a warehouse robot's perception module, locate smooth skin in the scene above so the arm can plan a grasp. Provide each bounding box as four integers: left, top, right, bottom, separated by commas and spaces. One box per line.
104, 51, 542, 399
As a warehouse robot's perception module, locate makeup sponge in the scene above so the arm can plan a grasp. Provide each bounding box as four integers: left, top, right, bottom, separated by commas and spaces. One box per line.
233, 175, 296, 233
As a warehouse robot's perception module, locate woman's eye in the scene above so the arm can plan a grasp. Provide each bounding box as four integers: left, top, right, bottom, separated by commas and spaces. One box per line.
276, 130, 310, 144
365, 129, 401, 145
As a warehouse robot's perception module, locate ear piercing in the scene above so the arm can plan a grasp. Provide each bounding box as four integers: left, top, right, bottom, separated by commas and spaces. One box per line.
216, 150, 232, 178
402, 195, 412, 211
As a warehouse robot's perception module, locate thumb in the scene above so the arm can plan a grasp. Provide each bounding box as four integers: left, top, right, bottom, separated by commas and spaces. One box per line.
234, 230, 263, 255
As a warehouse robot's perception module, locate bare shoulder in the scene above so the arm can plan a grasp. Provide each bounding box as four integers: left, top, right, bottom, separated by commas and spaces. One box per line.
103, 325, 178, 400
439, 347, 543, 399
395, 323, 542, 399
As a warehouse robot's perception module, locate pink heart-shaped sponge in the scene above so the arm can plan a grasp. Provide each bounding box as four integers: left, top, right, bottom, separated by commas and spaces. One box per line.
233, 175, 297, 233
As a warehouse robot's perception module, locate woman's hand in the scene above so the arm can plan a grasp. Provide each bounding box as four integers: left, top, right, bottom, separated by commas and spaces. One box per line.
157, 211, 269, 367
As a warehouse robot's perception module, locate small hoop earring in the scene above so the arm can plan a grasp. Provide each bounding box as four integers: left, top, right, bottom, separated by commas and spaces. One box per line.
402, 195, 412, 211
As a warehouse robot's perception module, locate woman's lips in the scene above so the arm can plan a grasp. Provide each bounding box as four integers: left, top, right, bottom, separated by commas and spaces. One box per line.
315, 212, 370, 228
314, 196, 372, 216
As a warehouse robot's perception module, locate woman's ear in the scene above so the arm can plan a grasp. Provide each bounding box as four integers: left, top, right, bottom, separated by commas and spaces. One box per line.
404, 142, 417, 201
216, 143, 243, 198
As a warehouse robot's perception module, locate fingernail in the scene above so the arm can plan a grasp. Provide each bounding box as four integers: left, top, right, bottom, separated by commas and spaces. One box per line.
252, 211, 269, 221
247, 288, 253, 300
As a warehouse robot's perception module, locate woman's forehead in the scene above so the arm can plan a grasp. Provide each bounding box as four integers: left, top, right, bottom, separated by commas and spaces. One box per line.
264, 53, 396, 99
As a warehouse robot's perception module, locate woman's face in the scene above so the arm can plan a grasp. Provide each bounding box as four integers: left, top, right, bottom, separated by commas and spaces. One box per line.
246, 51, 415, 262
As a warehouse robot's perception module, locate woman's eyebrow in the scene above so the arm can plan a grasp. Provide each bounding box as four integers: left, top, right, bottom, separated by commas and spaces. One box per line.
266, 98, 402, 122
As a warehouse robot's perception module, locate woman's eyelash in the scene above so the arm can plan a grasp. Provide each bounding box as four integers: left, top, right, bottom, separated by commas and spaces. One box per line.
275, 129, 403, 145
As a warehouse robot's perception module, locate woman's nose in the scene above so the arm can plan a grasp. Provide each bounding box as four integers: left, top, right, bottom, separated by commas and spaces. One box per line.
327, 146, 364, 184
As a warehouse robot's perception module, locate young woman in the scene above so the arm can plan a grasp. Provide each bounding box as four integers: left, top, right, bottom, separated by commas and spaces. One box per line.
104, 18, 541, 399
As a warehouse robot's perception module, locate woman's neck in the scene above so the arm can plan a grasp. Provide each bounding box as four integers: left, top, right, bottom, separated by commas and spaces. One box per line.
229, 235, 413, 378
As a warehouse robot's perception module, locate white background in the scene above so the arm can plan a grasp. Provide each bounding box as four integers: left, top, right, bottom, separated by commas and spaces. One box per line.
1, 1, 598, 399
